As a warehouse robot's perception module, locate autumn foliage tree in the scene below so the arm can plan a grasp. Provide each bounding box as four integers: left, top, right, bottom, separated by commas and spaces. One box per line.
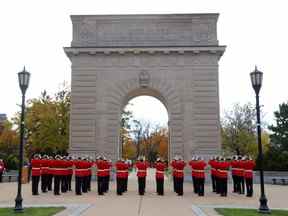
0, 120, 19, 169
122, 118, 169, 163
13, 84, 70, 159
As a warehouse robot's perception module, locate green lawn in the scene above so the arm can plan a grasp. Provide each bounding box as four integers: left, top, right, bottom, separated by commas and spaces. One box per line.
0, 207, 65, 216
215, 208, 288, 216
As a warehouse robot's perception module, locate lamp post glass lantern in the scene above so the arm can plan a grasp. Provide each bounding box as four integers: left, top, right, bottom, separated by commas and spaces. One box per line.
250, 66, 270, 214
15, 66, 30, 212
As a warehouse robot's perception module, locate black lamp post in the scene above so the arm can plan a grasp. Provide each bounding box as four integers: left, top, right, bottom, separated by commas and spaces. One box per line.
15, 66, 30, 212
250, 66, 270, 214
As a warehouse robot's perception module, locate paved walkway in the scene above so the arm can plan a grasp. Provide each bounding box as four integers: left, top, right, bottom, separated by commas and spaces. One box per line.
0, 169, 287, 216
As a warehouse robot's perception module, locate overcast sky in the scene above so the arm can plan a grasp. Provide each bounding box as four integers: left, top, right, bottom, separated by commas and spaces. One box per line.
0, 0, 287, 125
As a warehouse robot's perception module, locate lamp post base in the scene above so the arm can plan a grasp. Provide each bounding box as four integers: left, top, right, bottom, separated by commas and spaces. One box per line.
258, 196, 270, 214
14, 197, 23, 213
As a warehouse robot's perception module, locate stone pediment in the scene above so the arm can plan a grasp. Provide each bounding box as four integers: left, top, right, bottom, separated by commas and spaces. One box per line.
71, 14, 219, 47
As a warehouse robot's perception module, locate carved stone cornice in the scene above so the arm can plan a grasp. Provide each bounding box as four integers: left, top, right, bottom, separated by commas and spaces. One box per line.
64, 46, 226, 58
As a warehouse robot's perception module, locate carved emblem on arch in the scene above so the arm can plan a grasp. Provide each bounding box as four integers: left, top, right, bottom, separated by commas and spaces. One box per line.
139, 70, 150, 88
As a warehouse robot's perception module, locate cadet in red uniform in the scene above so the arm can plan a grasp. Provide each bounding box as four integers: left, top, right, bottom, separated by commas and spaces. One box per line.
208, 156, 217, 192
218, 157, 230, 197
115, 158, 129, 195
31, 154, 42, 195
95, 156, 106, 195
40, 155, 50, 193
191, 157, 207, 196
238, 156, 246, 194
170, 156, 177, 192
230, 155, 239, 193
74, 157, 85, 195
174, 156, 186, 196
189, 157, 198, 194
103, 159, 112, 193
67, 156, 74, 191
47, 156, 54, 191
0, 159, 6, 183
82, 157, 91, 193
243, 156, 256, 197
155, 158, 166, 195
135, 156, 149, 195
60, 156, 68, 193
124, 159, 131, 192
50, 155, 65, 195
87, 158, 93, 192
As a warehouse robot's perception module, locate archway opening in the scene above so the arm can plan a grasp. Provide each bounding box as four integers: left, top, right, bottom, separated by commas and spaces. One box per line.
120, 95, 169, 164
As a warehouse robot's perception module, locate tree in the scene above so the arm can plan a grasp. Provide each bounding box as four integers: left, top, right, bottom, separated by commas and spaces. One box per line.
128, 120, 168, 163
221, 103, 269, 158
151, 127, 168, 161
12, 84, 70, 158
268, 102, 288, 150
0, 120, 19, 169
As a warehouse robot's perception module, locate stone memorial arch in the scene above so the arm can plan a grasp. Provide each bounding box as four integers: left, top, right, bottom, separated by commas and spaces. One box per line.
64, 14, 225, 161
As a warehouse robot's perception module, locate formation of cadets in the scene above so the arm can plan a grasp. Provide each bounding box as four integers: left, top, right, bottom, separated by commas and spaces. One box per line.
30, 154, 255, 197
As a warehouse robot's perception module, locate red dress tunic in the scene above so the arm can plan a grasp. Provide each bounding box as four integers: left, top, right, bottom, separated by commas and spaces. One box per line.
174, 160, 186, 178
155, 162, 166, 179
135, 161, 148, 177
243, 160, 256, 179
31, 159, 41, 176
115, 161, 128, 179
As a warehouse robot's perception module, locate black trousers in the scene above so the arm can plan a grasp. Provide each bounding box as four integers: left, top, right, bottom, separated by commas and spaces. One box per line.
138, 177, 146, 195
245, 178, 253, 197
211, 175, 216, 192
156, 178, 164, 195
232, 175, 237, 192
47, 174, 53, 191
216, 176, 220, 194
41, 174, 48, 192
68, 174, 72, 191
175, 177, 183, 195
54, 175, 61, 195
82, 176, 88, 193
61, 175, 67, 193
173, 176, 176, 192
32, 175, 40, 195
192, 176, 197, 193
219, 178, 227, 196
97, 176, 104, 195
197, 178, 205, 196
107, 175, 110, 192
75, 176, 82, 195
103, 175, 109, 192
124, 178, 128, 192
0, 172, 3, 182
87, 175, 91, 191
239, 176, 245, 194
117, 177, 125, 195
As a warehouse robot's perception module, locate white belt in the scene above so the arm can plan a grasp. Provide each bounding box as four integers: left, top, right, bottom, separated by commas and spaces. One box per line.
232, 168, 243, 171
156, 171, 164, 174
117, 170, 128, 173
193, 169, 204, 173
